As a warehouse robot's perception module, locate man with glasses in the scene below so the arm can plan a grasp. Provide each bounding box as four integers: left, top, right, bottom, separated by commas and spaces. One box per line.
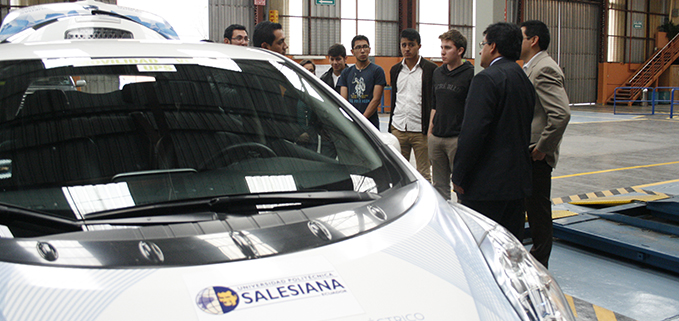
223, 24, 249, 46
520, 20, 571, 268
339, 35, 387, 129
452, 22, 535, 240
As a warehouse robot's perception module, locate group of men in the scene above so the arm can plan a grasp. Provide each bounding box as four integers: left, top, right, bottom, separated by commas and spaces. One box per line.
389, 21, 570, 268
222, 20, 570, 268
224, 21, 388, 130
223, 22, 288, 53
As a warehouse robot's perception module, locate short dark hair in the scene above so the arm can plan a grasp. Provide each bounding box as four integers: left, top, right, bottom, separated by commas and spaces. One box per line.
439, 29, 467, 58
253, 21, 283, 48
224, 24, 246, 40
520, 20, 551, 51
327, 43, 346, 58
300, 59, 316, 72
483, 22, 522, 61
351, 35, 370, 50
400, 28, 421, 45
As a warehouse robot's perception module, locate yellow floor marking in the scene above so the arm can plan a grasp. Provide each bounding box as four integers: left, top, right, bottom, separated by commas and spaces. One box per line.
602, 190, 615, 197
553, 161, 679, 179
632, 186, 645, 193
569, 118, 642, 125
569, 194, 669, 205
565, 295, 578, 318
586, 192, 598, 199
634, 178, 679, 188
552, 210, 578, 219
593, 304, 618, 321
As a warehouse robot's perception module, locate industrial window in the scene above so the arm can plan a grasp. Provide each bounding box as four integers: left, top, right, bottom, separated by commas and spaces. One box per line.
417, 0, 475, 59
279, 0, 399, 56
606, 0, 669, 63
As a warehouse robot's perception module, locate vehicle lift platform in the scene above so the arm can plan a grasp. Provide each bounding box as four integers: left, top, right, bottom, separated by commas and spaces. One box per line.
547, 194, 679, 274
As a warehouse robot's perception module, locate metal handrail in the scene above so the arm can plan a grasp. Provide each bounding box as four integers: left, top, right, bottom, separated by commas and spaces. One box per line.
629, 33, 679, 86
607, 33, 679, 104
613, 86, 655, 115
671, 88, 678, 119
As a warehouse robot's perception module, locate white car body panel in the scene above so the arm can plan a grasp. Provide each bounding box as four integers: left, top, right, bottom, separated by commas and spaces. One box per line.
0, 179, 518, 321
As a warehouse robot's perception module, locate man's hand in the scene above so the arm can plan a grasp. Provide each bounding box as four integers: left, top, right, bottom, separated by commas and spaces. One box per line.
453, 183, 464, 194
531, 148, 546, 161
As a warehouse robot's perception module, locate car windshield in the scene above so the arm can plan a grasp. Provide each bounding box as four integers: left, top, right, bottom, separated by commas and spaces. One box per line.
0, 57, 407, 222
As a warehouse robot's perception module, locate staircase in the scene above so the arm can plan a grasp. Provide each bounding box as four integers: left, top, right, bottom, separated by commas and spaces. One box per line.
607, 33, 679, 105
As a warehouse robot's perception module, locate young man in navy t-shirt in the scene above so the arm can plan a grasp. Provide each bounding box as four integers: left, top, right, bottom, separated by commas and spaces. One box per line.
339, 35, 387, 129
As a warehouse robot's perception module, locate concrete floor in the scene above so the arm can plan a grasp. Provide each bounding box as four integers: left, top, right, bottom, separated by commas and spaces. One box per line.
378, 105, 679, 321
552, 108, 679, 200
547, 106, 679, 321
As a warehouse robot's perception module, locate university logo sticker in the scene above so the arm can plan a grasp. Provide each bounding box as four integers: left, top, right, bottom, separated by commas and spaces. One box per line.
196, 286, 239, 315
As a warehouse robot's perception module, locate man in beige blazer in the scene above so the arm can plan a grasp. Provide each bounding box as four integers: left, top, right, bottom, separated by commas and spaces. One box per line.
520, 20, 571, 268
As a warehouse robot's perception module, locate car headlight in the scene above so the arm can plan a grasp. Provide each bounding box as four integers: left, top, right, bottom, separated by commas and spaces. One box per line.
454, 203, 575, 321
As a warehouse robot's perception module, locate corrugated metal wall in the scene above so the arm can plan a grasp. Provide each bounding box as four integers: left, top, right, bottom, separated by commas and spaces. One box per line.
1, 0, 10, 23
209, 0, 255, 43
507, 0, 520, 23
306, 1, 341, 55
374, 0, 399, 57
525, 0, 601, 104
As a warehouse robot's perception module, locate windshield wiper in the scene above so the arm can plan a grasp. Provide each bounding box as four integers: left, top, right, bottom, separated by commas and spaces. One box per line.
84, 199, 213, 221
84, 212, 218, 225
0, 203, 81, 230
85, 190, 380, 220
208, 190, 380, 214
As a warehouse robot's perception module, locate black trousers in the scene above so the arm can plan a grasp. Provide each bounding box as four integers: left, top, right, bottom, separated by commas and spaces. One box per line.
525, 159, 553, 268
461, 198, 525, 241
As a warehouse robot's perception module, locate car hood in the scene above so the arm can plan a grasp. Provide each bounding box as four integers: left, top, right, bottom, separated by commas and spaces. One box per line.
0, 180, 518, 321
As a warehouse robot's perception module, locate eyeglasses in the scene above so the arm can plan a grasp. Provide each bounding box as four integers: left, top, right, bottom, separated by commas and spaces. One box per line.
479, 41, 489, 49
353, 44, 370, 51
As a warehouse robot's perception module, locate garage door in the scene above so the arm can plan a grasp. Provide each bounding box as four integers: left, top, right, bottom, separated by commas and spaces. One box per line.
524, 0, 601, 104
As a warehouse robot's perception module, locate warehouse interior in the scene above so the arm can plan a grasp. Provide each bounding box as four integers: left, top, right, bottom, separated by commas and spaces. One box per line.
2, 0, 679, 106
1, 1, 679, 321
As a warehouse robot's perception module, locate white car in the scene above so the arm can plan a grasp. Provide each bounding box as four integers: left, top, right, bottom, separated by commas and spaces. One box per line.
0, 29, 574, 321
0, 0, 179, 43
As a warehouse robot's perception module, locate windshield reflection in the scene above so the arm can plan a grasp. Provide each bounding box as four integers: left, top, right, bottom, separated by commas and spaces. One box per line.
0, 58, 399, 221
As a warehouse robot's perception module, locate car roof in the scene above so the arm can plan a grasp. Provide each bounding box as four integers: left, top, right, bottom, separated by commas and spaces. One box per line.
0, 0, 179, 42
0, 40, 285, 63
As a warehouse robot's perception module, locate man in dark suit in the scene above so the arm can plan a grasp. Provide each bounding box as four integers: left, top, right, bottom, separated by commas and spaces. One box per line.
452, 22, 536, 240
520, 20, 571, 268
388, 28, 438, 181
